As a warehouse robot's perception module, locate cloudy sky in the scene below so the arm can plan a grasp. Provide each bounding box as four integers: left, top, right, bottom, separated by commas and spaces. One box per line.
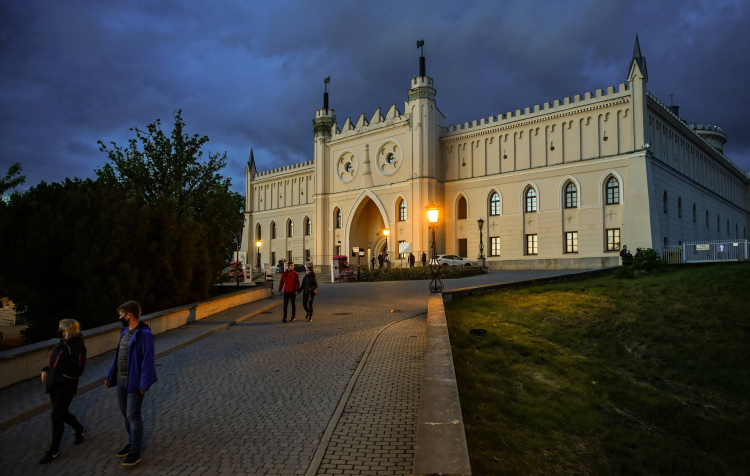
1, 0, 748, 194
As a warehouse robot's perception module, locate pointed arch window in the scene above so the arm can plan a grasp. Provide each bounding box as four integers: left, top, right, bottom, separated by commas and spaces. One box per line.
334, 208, 342, 229
606, 177, 620, 204
565, 182, 577, 208
457, 196, 467, 219
287, 219, 293, 237
489, 192, 501, 216
255, 223, 262, 241
271, 221, 277, 239
398, 198, 407, 221
304, 217, 312, 236
525, 188, 537, 213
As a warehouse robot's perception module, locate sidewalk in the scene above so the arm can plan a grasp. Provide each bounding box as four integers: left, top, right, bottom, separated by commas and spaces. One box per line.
0, 295, 282, 431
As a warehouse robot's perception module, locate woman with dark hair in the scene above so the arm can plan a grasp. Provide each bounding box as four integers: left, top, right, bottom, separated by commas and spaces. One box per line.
39, 319, 87, 465
301, 266, 318, 321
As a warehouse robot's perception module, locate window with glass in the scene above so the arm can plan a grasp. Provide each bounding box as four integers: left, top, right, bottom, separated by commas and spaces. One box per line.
271, 221, 276, 239
526, 234, 538, 255
607, 228, 621, 251
489, 192, 501, 216
565, 232, 578, 253
606, 177, 620, 204
457, 196, 467, 219
305, 250, 311, 261
398, 199, 407, 221
565, 182, 577, 208
335, 245, 341, 256
305, 217, 311, 235
490, 237, 500, 256
525, 188, 537, 212
287, 220, 293, 237
334, 208, 342, 228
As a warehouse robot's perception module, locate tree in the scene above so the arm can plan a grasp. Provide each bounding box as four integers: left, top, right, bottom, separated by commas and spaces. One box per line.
0, 162, 25, 196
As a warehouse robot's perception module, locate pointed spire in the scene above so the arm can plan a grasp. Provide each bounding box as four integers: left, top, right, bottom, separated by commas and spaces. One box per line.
628, 34, 648, 81
247, 148, 257, 176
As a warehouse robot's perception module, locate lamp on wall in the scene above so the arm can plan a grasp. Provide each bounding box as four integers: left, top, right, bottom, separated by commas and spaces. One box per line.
426, 202, 443, 293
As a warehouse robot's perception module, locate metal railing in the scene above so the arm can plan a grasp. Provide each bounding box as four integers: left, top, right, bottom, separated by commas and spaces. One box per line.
663, 239, 748, 264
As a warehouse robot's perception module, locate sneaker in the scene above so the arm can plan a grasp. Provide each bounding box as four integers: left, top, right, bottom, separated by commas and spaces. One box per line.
116, 444, 131, 458
122, 451, 141, 466
39, 451, 59, 465
74, 427, 86, 445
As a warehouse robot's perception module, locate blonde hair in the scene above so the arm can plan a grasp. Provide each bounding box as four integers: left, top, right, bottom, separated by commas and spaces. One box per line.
59, 319, 81, 338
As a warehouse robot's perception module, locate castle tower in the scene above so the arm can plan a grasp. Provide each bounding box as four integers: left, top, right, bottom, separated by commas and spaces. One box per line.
313, 77, 336, 260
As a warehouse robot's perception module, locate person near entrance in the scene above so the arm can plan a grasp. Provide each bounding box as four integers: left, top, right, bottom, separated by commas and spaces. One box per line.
421, 251, 427, 267
39, 319, 87, 465
301, 266, 318, 321
370, 255, 376, 270
279, 262, 300, 322
408, 253, 415, 268
105, 301, 158, 467
377, 253, 384, 269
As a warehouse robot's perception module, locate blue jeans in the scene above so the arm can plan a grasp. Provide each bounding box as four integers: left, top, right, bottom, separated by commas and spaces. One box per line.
116, 381, 144, 452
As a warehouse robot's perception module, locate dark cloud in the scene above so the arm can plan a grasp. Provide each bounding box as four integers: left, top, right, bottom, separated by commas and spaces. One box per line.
1, 0, 748, 195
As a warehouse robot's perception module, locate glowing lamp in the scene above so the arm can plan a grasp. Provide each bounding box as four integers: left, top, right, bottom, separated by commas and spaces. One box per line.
426, 202, 439, 224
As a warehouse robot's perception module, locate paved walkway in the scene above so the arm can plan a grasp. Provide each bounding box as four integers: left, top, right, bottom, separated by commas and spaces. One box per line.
0, 270, 579, 475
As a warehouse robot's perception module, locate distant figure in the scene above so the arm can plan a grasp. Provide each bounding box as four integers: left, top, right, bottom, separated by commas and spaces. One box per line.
620, 245, 633, 265
39, 319, 87, 465
277, 259, 283, 274
301, 267, 318, 321
421, 252, 427, 267
279, 262, 300, 323
105, 301, 158, 467
377, 253, 384, 269
408, 253, 415, 268
370, 255, 376, 270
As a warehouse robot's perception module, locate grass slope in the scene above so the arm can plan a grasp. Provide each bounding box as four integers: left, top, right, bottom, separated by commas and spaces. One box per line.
446, 264, 750, 475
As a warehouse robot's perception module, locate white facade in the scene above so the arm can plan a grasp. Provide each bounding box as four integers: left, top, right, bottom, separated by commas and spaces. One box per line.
242, 38, 750, 271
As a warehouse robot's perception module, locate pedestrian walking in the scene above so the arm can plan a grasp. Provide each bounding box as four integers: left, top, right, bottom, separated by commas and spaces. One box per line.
279, 262, 300, 322
408, 253, 415, 268
39, 319, 87, 465
370, 255, 376, 270
421, 251, 427, 267
620, 245, 633, 265
105, 301, 158, 467
378, 253, 384, 269
301, 266, 318, 321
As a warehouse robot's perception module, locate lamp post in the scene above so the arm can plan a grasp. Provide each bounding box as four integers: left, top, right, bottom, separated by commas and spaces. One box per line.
236, 231, 242, 288
426, 202, 443, 293
256, 240, 262, 278
477, 218, 486, 268
383, 228, 390, 268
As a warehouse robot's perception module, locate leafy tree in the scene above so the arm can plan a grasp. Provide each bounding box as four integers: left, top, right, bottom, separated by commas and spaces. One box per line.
0, 162, 25, 196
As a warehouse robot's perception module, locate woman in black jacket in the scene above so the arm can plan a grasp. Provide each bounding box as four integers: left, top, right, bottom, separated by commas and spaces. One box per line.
39, 319, 87, 465
301, 267, 318, 321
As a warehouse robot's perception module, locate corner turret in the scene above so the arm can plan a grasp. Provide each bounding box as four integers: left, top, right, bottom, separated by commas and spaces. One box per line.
313, 77, 336, 139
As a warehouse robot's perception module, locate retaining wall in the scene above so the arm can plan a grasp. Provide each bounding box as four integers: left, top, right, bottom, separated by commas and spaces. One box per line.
0, 286, 271, 389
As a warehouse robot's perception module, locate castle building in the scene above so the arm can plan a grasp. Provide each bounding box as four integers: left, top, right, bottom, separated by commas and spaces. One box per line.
241, 37, 750, 271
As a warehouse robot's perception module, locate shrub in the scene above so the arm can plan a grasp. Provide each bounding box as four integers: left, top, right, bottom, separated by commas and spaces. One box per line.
633, 247, 666, 273
613, 266, 635, 279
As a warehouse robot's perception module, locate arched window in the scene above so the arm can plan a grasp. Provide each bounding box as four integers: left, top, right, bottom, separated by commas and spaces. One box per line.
457, 196, 467, 219
334, 208, 342, 229
677, 197, 682, 218
398, 198, 407, 221
271, 221, 277, 239
606, 177, 620, 204
255, 223, 262, 242
565, 182, 577, 208
489, 192, 501, 216
663, 191, 668, 214
693, 203, 696, 222
287, 219, 293, 237
304, 217, 311, 236
525, 188, 537, 213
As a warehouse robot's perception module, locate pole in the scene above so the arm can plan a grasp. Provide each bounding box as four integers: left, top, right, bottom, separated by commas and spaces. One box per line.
236, 232, 240, 288
357, 252, 361, 281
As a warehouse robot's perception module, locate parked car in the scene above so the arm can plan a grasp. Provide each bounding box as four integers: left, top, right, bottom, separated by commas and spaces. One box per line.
429, 254, 472, 267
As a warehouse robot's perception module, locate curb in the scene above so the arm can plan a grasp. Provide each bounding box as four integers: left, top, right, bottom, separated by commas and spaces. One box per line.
0, 299, 282, 432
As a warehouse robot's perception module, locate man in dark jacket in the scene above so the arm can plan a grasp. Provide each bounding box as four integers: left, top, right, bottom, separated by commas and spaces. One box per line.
421, 252, 427, 267
408, 253, 415, 268
377, 253, 384, 269
39, 319, 87, 465
105, 301, 158, 467
279, 263, 300, 322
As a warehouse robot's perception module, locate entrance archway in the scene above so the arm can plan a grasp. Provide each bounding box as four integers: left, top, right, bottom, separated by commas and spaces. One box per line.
345, 190, 390, 261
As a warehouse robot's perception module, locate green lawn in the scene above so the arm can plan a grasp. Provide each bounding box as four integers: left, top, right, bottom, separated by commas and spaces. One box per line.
445, 264, 750, 475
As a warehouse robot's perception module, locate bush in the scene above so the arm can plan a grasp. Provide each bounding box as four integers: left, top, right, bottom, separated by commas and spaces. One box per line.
613, 266, 635, 279
633, 247, 666, 273
355, 265, 482, 282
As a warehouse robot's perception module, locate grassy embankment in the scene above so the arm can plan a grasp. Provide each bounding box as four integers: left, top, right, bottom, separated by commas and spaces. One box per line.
446, 264, 750, 475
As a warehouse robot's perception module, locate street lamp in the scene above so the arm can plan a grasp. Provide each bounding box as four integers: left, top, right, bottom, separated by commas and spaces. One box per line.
426, 202, 443, 293
256, 240, 262, 276
383, 228, 390, 267
477, 218, 485, 266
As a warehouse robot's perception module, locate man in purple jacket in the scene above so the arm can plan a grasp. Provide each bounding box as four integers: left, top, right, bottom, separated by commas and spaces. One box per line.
105, 301, 158, 467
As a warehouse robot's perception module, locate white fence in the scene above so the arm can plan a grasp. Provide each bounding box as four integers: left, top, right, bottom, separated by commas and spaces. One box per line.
663, 239, 748, 264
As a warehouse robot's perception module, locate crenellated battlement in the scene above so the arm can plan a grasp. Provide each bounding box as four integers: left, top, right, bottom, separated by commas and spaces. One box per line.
330, 103, 409, 142
253, 160, 315, 181
440, 83, 630, 140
